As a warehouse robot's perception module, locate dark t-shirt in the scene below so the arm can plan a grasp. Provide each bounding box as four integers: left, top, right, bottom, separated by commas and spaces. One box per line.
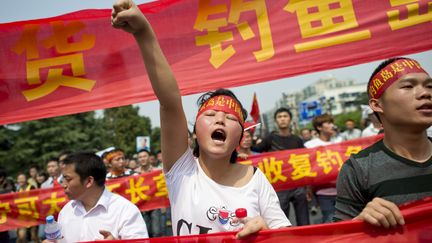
334, 139, 432, 221
252, 132, 305, 152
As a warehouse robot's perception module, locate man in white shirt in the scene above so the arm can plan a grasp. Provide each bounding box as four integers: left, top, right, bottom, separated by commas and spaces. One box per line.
49, 152, 148, 242
304, 114, 339, 223
340, 119, 362, 141
361, 110, 383, 137
41, 159, 63, 189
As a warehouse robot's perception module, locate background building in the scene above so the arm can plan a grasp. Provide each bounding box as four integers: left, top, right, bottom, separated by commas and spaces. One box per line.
260, 75, 367, 132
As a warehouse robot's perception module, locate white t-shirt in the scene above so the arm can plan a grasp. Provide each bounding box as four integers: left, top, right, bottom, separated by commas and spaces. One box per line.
304, 138, 334, 148
58, 189, 148, 242
361, 124, 380, 137
165, 148, 290, 236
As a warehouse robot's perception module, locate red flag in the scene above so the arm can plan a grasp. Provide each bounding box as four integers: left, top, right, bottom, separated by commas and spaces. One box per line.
250, 93, 260, 123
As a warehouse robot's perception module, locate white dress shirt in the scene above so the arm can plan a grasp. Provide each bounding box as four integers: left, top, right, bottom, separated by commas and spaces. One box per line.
58, 189, 148, 242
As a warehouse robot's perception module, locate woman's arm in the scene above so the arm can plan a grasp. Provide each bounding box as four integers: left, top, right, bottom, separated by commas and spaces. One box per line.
112, 0, 188, 172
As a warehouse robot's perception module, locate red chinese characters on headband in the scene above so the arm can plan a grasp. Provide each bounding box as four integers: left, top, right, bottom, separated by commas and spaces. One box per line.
368, 58, 429, 99
196, 95, 244, 125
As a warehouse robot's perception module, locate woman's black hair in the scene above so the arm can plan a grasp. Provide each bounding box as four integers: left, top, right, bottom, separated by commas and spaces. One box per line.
193, 89, 247, 163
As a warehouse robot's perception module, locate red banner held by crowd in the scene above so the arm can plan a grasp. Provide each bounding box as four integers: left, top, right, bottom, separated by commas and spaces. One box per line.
84, 196, 432, 243
1, 1, 431, 125
0, 135, 382, 232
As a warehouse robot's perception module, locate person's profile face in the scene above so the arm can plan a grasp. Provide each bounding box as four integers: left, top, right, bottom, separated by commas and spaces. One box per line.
62, 164, 86, 200
378, 72, 432, 127
319, 122, 336, 136
110, 155, 126, 171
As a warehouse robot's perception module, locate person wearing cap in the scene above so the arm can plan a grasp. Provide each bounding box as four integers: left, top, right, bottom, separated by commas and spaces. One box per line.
334, 57, 432, 228
111, 0, 290, 239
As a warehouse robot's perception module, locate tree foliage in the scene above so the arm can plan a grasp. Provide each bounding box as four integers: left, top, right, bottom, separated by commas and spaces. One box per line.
101, 105, 152, 156
0, 105, 159, 176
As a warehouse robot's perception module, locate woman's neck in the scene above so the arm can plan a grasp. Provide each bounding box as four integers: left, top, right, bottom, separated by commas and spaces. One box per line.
199, 153, 234, 181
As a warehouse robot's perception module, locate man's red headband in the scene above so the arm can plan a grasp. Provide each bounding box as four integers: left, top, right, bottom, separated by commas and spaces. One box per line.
106, 151, 124, 162
368, 58, 428, 99
196, 95, 244, 125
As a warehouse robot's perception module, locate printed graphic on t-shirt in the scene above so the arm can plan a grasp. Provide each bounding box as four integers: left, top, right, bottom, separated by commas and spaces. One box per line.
206, 206, 241, 227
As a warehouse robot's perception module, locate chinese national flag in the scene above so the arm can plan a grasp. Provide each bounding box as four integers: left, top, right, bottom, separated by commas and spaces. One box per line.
250, 93, 260, 123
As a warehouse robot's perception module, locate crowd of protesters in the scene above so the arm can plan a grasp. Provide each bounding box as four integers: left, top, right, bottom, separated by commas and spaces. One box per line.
0, 105, 383, 242
0, 0, 430, 241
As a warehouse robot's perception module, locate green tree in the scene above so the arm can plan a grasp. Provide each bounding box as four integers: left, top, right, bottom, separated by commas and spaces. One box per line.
333, 111, 362, 131
102, 105, 152, 156
0, 111, 104, 175
150, 127, 161, 153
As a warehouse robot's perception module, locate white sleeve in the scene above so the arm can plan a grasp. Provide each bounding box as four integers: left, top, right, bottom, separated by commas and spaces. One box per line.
164, 148, 196, 187
118, 201, 149, 239
164, 148, 197, 204
256, 170, 291, 229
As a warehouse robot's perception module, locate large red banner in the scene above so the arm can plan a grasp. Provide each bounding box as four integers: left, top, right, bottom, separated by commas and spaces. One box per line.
84, 196, 432, 243
1, 1, 431, 125
0, 135, 381, 232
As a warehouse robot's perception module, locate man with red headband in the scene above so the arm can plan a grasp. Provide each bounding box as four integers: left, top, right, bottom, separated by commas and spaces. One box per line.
105, 149, 135, 179
334, 57, 432, 228
112, 0, 290, 239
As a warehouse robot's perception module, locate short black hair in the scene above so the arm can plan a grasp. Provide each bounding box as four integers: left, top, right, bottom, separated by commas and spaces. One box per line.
274, 107, 292, 120
137, 149, 150, 155
63, 152, 107, 187
193, 88, 247, 163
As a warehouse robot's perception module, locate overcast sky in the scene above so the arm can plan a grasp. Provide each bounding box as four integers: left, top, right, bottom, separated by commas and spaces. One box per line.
1, 0, 430, 129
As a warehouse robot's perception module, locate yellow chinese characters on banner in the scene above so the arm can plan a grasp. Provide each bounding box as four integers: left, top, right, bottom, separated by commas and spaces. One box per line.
316, 149, 343, 174
345, 145, 362, 157
387, 0, 432, 30
0, 201, 11, 224
257, 157, 287, 183
12, 21, 96, 101
125, 177, 150, 204
194, 0, 274, 69
42, 192, 66, 216
107, 182, 121, 192
153, 172, 168, 198
15, 196, 39, 220
284, 0, 371, 52
288, 153, 317, 180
